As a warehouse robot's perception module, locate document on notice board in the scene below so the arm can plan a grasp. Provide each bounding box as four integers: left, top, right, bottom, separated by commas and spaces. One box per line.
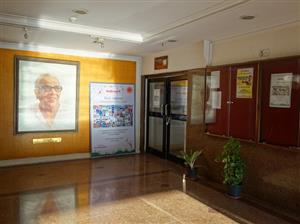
269, 73, 292, 108
210, 71, 220, 89
236, 68, 253, 98
211, 91, 222, 109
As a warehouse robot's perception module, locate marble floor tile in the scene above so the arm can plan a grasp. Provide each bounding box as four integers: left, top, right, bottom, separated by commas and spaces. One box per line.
0, 154, 297, 224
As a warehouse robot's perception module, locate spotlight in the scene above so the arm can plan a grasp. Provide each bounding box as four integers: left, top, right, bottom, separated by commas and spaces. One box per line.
69, 16, 78, 23
23, 27, 28, 39
92, 36, 105, 48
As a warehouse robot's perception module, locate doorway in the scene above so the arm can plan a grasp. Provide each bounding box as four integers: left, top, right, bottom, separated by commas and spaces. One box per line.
146, 75, 188, 162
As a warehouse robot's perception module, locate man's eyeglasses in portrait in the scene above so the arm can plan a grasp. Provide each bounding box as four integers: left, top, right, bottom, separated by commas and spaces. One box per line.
37, 85, 63, 93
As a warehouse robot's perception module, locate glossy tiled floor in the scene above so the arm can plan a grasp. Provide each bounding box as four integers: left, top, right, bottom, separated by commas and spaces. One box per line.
0, 154, 296, 224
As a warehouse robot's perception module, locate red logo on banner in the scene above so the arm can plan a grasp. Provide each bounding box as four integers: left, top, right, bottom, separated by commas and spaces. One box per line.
127, 86, 133, 94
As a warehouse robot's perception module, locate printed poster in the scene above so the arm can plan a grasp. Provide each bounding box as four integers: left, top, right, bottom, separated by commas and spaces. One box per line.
153, 88, 160, 108
171, 80, 188, 115
211, 91, 222, 109
90, 83, 135, 157
269, 73, 293, 108
236, 68, 254, 98
210, 71, 220, 89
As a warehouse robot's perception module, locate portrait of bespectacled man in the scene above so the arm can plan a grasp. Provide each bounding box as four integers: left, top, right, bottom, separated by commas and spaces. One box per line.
15, 56, 79, 133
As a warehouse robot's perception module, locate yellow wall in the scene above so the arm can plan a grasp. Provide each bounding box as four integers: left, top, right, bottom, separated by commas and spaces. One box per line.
0, 48, 136, 160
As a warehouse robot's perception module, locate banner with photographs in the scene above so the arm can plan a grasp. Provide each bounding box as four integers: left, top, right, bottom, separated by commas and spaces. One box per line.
90, 83, 135, 157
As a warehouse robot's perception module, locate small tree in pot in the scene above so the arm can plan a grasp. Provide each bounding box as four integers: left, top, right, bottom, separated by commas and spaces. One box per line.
216, 138, 245, 198
180, 150, 202, 180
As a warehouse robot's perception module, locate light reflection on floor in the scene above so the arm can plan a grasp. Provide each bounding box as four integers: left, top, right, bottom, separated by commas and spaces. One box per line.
26, 190, 237, 224
0, 154, 295, 224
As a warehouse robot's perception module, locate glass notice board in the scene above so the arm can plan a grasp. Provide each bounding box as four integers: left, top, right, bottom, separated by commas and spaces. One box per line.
205, 63, 258, 141
205, 56, 300, 148
260, 57, 300, 147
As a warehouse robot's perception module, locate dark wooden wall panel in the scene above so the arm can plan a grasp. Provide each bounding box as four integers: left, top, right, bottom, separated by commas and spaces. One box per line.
205, 66, 230, 136
230, 63, 258, 141
260, 58, 300, 147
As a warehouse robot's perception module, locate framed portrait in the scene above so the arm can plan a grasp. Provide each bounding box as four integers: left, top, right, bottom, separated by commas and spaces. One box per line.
15, 56, 80, 133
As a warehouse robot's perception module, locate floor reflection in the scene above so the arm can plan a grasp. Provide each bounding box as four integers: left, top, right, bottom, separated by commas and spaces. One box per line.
0, 154, 295, 224
20, 187, 76, 224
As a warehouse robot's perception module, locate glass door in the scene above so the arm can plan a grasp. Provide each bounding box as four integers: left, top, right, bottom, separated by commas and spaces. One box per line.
146, 76, 188, 162
168, 79, 188, 161
147, 78, 167, 157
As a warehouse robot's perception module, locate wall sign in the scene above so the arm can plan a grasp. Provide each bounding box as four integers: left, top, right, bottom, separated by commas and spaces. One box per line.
90, 83, 135, 157
154, 56, 168, 70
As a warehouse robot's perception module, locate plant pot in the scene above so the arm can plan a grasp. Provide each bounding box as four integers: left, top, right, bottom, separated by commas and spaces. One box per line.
228, 184, 242, 199
185, 166, 198, 180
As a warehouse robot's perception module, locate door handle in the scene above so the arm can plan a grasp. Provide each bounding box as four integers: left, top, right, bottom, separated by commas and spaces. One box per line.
166, 117, 171, 125
160, 104, 164, 116
164, 104, 169, 116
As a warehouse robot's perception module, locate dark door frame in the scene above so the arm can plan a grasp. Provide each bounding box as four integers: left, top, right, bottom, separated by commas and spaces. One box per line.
143, 72, 189, 162
140, 68, 206, 164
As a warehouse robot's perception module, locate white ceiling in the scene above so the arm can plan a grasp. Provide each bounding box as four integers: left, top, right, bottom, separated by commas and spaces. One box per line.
0, 0, 299, 56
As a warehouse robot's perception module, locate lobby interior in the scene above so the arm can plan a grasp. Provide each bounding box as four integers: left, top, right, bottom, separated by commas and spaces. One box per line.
0, 1, 300, 223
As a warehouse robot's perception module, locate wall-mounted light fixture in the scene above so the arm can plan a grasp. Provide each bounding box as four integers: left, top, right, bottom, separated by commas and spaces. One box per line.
258, 48, 270, 57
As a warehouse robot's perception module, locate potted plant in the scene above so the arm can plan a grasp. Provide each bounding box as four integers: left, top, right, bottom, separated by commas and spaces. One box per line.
215, 138, 245, 198
180, 150, 202, 179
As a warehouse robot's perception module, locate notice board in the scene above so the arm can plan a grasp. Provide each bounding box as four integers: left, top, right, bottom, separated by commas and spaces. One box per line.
229, 64, 258, 141
260, 57, 300, 147
205, 66, 230, 136
205, 63, 259, 141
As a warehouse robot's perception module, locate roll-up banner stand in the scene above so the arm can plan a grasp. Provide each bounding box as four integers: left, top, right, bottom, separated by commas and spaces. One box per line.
90, 83, 135, 157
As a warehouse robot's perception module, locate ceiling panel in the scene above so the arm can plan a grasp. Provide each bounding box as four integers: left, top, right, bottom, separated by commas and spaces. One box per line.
0, 0, 299, 55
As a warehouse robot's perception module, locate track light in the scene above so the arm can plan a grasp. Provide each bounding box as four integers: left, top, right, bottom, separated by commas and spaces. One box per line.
92, 36, 105, 48
23, 27, 28, 39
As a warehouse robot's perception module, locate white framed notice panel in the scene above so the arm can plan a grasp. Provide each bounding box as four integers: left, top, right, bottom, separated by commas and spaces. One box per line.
90, 83, 135, 157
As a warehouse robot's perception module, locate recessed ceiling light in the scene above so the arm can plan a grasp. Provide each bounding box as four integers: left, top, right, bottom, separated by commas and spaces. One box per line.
240, 15, 255, 20
161, 39, 177, 47
72, 9, 88, 15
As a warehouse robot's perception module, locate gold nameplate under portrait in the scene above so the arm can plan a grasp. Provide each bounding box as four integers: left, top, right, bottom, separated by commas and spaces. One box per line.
33, 137, 62, 144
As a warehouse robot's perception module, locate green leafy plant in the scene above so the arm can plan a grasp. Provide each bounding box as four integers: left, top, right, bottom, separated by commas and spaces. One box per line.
216, 138, 245, 186
180, 150, 202, 169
